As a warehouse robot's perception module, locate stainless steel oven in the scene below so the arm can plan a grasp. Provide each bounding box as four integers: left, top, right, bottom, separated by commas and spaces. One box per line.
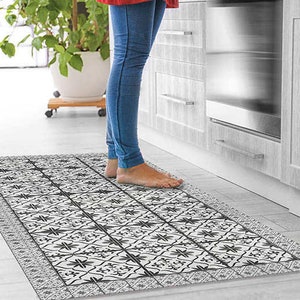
206, 0, 282, 139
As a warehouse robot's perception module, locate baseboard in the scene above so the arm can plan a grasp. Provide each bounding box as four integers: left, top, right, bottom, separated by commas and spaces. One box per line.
139, 125, 300, 217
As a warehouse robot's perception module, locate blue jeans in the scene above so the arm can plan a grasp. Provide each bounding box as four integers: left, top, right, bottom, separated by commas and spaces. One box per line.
106, 0, 166, 168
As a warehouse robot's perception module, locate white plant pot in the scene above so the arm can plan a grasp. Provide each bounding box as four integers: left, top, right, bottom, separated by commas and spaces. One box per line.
50, 51, 110, 101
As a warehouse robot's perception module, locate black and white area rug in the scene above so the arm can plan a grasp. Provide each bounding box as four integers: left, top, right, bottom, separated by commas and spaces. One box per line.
1, 153, 300, 300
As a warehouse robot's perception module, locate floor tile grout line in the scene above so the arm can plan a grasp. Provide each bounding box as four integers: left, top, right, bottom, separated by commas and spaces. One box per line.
75, 156, 234, 274
33, 154, 300, 275
179, 183, 300, 260
2, 153, 298, 259
20, 157, 109, 295
77, 154, 300, 271
0, 157, 92, 295
25, 156, 163, 284
75, 156, 236, 274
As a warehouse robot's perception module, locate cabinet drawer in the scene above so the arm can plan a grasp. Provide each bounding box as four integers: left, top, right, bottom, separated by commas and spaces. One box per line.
152, 59, 206, 146
207, 121, 281, 178
155, 73, 204, 131
151, 2, 206, 64
164, 1, 206, 20
151, 43, 205, 65
155, 19, 203, 48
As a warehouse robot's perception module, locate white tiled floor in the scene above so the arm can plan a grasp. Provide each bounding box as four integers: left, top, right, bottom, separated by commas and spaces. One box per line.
0, 67, 300, 300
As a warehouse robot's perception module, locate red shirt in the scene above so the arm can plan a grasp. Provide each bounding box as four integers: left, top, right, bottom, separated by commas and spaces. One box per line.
97, 0, 178, 9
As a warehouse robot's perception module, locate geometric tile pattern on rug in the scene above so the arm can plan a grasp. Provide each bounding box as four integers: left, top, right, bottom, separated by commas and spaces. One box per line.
0, 153, 300, 300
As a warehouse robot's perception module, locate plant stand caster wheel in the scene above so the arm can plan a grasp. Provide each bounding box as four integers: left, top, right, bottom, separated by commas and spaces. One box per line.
98, 108, 106, 117
53, 91, 60, 98
45, 110, 53, 118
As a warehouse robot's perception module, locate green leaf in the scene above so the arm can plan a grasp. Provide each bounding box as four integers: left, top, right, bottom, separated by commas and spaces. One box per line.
69, 54, 83, 72
85, 32, 102, 52
59, 62, 68, 77
25, 2, 38, 15
48, 55, 57, 66
44, 35, 58, 48
1, 42, 15, 57
6, 4, 15, 13
0, 35, 10, 47
32, 37, 43, 50
69, 31, 80, 45
5, 14, 17, 26
51, 0, 68, 11
58, 52, 70, 76
37, 7, 48, 23
58, 52, 72, 66
78, 14, 87, 27
48, 10, 59, 21
40, 0, 50, 6
54, 44, 65, 54
66, 45, 80, 54
64, 51, 73, 62
17, 34, 31, 46
100, 43, 110, 60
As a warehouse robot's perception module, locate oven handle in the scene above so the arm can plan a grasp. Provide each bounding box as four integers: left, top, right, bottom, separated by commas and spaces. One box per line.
215, 139, 264, 160
160, 30, 193, 36
161, 94, 195, 105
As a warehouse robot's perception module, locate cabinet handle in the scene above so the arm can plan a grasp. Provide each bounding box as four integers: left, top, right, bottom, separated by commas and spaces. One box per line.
161, 94, 195, 106
215, 139, 264, 160
160, 30, 193, 36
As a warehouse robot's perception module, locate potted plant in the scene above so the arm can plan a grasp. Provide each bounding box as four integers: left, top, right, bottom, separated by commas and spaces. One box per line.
0, 0, 110, 102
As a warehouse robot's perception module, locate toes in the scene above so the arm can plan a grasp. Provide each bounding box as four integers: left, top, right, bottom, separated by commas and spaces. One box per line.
161, 178, 180, 189
156, 180, 170, 188
162, 183, 171, 188
171, 181, 180, 188
171, 179, 183, 188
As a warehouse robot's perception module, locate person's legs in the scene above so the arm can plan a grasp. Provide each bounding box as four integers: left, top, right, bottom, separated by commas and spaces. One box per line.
105, 0, 165, 177
105, 0, 183, 187
105, 1, 166, 177
151, 0, 166, 47
105, 0, 157, 178
106, 1, 158, 168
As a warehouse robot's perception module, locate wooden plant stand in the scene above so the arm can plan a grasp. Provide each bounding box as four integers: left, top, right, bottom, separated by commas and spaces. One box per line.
45, 96, 106, 118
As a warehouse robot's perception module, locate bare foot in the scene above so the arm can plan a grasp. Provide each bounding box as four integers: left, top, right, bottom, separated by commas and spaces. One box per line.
104, 159, 118, 178
116, 163, 183, 188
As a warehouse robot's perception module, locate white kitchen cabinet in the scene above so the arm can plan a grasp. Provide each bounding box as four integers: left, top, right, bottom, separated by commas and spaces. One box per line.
151, 1, 206, 65
150, 58, 206, 147
281, 0, 300, 189
207, 121, 281, 179
139, 1, 207, 148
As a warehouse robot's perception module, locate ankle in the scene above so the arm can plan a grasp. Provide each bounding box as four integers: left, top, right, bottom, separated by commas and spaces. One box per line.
117, 166, 131, 176
104, 158, 118, 178
117, 163, 145, 176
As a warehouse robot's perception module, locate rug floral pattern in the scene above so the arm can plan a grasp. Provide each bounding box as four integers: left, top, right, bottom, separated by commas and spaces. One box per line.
0, 153, 300, 300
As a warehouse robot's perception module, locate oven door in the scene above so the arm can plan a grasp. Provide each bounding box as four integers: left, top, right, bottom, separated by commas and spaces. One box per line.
206, 0, 282, 139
